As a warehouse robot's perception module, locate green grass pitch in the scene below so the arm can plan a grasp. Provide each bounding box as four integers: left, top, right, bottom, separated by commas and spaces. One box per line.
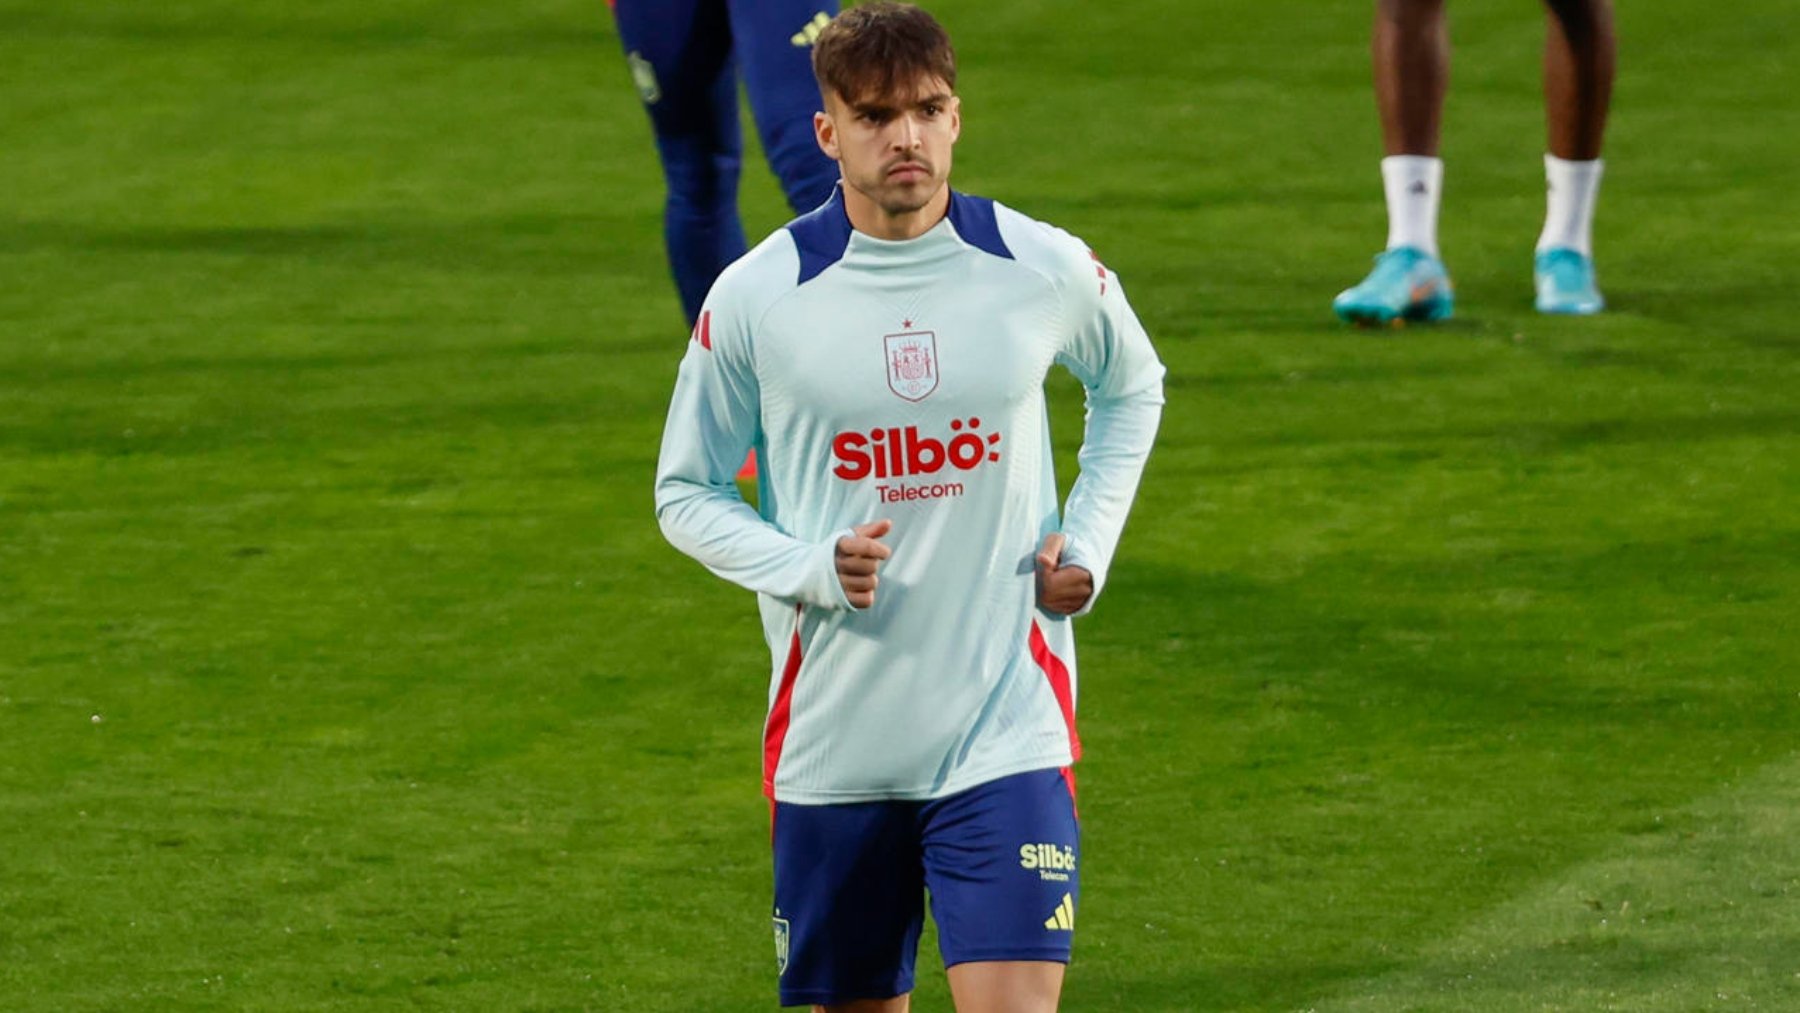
2, 0, 1796, 1009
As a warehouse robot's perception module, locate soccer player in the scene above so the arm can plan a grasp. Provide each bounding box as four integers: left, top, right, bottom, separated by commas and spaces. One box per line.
611, 0, 843, 328
1333, 0, 1616, 324
652, 5, 1165, 1009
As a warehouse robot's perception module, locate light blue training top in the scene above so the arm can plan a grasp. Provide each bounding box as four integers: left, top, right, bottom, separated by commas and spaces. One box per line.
655, 185, 1165, 804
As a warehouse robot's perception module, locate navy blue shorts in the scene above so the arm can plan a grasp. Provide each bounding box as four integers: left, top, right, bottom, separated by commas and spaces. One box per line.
770, 768, 1080, 1007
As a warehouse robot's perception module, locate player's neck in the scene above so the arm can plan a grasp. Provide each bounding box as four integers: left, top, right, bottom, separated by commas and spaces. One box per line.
843, 183, 951, 242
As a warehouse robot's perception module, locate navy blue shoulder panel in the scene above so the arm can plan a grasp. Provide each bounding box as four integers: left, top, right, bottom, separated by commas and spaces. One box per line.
785, 185, 854, 286
947, 191, 1015, 261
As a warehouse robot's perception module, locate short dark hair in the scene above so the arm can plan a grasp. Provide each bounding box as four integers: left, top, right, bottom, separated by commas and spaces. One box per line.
812, 3, 957, 105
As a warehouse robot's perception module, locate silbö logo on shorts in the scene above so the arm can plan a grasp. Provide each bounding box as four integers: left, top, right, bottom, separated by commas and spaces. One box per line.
1019, 842, 1076, 882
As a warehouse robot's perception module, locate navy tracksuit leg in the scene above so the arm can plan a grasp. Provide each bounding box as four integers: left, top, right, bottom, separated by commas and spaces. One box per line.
614, 0, 840, 324
726, 0, 841, 216
613, 0, 748, 324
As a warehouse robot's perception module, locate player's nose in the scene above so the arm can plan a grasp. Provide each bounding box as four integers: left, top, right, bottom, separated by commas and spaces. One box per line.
894, 113, 923, 149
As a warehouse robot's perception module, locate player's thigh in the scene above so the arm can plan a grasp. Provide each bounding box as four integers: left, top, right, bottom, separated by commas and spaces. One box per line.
610, 0, 737, 139
722, 0, 834, 104
920, 768, 1081, 969
946, 960, 1065, 1013
773, 799, 926, 1008
722, 0, 839, 210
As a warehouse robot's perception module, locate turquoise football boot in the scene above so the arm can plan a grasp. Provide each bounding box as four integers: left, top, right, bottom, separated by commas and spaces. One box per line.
1333, 246, 1455, 326
1534, 247, 1605, 315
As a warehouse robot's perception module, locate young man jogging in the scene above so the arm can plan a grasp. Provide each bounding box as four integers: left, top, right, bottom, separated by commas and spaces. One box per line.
654, 5, 1164, 1009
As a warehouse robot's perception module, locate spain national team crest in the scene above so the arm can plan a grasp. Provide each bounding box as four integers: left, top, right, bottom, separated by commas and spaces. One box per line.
884, 330, 938, 402
625, 51, 661, 105
772, 911, 791, 975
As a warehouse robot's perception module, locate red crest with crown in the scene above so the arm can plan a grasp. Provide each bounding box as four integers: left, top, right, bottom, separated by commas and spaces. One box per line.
883, 330, 939, 402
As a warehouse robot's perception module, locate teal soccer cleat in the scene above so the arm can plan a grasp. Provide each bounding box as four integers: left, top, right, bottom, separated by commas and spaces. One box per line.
1333, 247, 1454, 326
1534, 247, 1605, 315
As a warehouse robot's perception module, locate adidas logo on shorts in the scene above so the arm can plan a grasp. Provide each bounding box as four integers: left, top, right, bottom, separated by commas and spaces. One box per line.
1043, 893, 1075, 931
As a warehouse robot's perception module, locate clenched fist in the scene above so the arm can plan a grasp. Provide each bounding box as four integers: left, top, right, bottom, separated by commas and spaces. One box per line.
836, 519, 894, 609
1035, 532, 1093, 615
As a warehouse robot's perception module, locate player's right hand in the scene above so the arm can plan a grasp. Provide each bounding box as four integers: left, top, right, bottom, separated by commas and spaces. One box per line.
836, 519, 894, 609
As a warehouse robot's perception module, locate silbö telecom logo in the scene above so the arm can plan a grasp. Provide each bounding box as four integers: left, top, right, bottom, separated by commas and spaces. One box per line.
832, 418, 1002, 503
1019, 842, 1077, 883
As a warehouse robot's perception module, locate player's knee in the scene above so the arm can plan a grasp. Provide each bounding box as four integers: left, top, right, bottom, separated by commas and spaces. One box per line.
815, 997, 911, 1012
659, 148, 741, 218
756, 118, 839, 213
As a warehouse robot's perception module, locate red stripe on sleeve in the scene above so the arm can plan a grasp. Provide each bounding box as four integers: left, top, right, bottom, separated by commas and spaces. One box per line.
1029, 620, 1082, 761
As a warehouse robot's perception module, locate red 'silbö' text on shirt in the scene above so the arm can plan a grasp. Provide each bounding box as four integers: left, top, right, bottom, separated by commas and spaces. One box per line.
831, 419, 1003, 482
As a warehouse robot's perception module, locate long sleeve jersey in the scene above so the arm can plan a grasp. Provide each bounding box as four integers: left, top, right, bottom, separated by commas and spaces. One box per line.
654, 186, 1164, 805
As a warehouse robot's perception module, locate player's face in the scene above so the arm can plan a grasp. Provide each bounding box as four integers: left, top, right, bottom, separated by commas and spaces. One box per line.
816, 75, 960, 221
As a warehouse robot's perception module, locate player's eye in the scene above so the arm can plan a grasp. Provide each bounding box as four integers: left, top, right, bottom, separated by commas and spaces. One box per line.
921, 104, 941, 117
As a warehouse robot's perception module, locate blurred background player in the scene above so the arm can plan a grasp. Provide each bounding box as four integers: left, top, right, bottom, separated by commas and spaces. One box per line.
613, 0, 841, 478
1333, 0, 1616, 324
611, 0, 842, 327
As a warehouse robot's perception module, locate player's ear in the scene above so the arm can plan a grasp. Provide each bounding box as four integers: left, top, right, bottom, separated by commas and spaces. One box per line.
947, 95, 961, 143
814, 109, 839, 161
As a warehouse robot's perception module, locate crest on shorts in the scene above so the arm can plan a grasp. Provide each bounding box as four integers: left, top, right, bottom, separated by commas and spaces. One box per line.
626, 51, 660, 105
772, 911, 791, 975
884, 330, 938, 402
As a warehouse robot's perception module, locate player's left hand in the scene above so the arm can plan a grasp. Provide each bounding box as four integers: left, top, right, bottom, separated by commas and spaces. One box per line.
1035, 532, 1093, 615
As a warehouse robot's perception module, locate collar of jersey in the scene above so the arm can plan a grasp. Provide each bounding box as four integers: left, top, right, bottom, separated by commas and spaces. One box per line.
787, 184, 1014, 285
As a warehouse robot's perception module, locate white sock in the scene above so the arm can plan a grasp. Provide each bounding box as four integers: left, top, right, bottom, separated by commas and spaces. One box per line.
1382, 155, 1443, 257
1537, 154, 1603, 256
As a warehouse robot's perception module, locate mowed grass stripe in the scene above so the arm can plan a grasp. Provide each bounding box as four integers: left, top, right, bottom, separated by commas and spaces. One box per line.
1309, 752, 1800, 1011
